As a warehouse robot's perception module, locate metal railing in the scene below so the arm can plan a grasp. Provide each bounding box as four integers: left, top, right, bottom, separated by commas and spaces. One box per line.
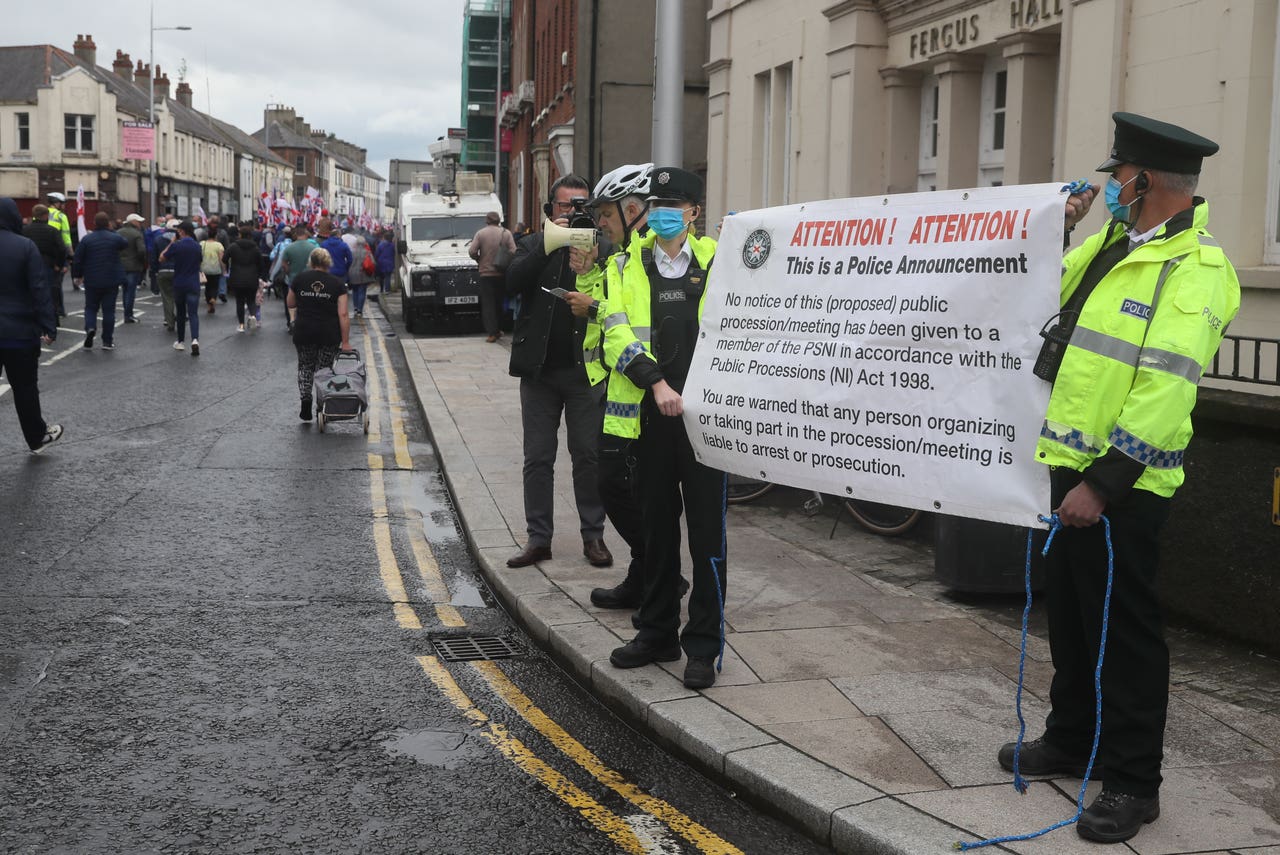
1204, 334, 1280, 386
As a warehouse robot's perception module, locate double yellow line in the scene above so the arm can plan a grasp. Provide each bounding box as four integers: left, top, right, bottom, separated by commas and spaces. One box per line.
363, 320, 738, 854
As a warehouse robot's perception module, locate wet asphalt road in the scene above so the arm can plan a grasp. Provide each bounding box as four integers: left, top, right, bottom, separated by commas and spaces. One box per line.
0, 290, 829, 855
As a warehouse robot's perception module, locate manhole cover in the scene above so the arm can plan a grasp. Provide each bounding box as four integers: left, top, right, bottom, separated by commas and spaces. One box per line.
431, 635, 525, 662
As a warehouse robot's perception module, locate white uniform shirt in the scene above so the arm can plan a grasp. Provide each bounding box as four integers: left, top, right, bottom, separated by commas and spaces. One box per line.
652, 237, 693, 279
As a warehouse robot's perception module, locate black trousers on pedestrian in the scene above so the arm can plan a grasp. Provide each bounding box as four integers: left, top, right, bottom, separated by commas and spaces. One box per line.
634, 405, 727, 659
479, 275, 504, 337
598, 430, 645, 586
1043, 467, 1171, 798
0, 346, 48, 449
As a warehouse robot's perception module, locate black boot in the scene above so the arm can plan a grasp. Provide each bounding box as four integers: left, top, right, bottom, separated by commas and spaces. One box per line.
997, 736, 1104, 779
1077, 790, 1160, 843
300, 398, 312, 421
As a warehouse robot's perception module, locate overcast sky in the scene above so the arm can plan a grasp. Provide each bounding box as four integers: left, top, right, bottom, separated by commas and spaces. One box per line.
7, 2, 465, 183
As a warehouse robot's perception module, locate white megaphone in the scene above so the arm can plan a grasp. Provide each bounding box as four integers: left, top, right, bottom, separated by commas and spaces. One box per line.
542, 218, 598, 253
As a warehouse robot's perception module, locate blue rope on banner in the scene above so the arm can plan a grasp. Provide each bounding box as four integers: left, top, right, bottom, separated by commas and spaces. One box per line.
709, 473, 729, 672
955, 512, 1115, 851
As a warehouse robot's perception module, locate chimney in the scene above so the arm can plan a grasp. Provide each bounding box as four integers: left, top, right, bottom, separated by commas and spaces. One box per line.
73, 34, 97, 67
134, 59, 151, 89
176, 81, 193, 108
112, 50, 133, 79
154, 66, 170, 101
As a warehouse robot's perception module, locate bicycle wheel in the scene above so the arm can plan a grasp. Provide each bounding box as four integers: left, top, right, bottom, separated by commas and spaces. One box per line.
844, 498, 922, 536
726, 474, 776, 505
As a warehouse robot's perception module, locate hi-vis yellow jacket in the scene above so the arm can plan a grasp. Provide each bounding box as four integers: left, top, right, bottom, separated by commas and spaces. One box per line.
599, 231, 717, 439
1038, 199, 1239, 498
48, 207, 72, 248
575, 265, 608, 386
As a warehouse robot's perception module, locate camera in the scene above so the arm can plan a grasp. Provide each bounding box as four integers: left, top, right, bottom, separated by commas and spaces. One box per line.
568, 197, 594, 229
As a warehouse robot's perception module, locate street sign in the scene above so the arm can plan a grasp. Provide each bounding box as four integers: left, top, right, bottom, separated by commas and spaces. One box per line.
121, 121, 155, 160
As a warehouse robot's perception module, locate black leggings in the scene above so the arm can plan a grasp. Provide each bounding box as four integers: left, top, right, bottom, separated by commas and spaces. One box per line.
234, 287, 257, 324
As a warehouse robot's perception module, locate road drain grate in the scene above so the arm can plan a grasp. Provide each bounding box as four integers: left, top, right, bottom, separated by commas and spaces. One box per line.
431, 635, 525, 662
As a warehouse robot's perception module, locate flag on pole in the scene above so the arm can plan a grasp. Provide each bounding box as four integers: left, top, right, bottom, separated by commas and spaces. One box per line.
75, 184, 87, 240
194, 204, 207, 226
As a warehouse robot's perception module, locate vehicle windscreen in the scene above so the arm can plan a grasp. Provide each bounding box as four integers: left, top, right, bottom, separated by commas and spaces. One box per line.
409, 215, 488, 241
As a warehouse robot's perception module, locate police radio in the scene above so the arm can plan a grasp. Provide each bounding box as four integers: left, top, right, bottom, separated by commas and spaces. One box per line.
1033, 311, 1079, 382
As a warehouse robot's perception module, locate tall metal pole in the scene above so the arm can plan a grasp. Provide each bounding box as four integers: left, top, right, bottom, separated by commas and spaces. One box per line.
651, 0, 684, 167
495, 0, 504, 190
149, 2, 156, 222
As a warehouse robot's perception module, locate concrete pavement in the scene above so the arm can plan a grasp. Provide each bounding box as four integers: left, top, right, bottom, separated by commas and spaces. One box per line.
396, 319, 1280, 854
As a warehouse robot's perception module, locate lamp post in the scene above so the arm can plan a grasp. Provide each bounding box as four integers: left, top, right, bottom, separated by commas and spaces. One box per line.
148, 2, 191, 222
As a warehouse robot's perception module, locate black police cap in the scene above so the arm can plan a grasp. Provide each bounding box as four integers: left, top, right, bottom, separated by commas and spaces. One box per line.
1097, 111, 1219, 175
647, 167, 703, 204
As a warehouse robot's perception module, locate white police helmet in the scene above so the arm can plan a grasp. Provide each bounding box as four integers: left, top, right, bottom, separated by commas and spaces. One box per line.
590, 164, 653, 205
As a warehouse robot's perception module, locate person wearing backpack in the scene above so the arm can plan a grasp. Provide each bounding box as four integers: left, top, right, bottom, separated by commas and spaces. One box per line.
199, 230, 225, 314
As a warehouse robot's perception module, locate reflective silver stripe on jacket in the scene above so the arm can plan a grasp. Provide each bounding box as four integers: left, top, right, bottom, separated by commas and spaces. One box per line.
1068, 327, 1140, 367
583, 344, 603, 363
1138, 347, 1204, 384
602, 312, 629, 331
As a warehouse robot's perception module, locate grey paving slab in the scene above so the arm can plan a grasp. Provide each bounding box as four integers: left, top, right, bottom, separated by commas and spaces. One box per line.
730, 619, 1014, 682
882, 701, 1054, 787
832, 666, 1021, 716
765, 716, 946, 794
513, 591, 595, 645
1172, 690, 1280, 754
901, 781, 1106, 854
703, 679, 863, 726
589, 660, 696, 723
724, 743, 880, 841
1163, 694, 1276, 769
547, 621, 619, 683
469, 527, 519, 550
831, 796, 976, 855
1119, 762, 1280, 855
647, 697, 776, 775
480, 561, 559, 604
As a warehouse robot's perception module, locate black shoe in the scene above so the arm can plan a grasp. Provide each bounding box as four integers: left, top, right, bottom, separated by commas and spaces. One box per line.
610, 637, 681, 669
300, 398, 312, 422
591, 581, 642, 610
101, 341, 115, 350
631, 610, 641, 630
683, 656, 716, 689
124, 317, 137, 323
997, 737, 1103, 779
219, 293, 227, 303
83, 329, 94, 349
1077, 791, 1160, 843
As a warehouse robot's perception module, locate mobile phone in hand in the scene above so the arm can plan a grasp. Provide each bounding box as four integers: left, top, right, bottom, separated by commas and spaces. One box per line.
542, 287, 569, 300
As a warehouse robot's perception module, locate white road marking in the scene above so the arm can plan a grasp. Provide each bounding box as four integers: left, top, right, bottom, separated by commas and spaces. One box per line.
625, 815, 685, 855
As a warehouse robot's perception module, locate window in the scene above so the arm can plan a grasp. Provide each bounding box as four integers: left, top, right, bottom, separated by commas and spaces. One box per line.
917, 75, 939, 192
64, 114, 94, 152
979, 59, 1008, 188
17, 113, 30, 150
296, 154, 305, 173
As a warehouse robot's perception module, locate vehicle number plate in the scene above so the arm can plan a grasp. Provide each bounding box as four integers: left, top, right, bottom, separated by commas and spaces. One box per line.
444, 295, 479, 305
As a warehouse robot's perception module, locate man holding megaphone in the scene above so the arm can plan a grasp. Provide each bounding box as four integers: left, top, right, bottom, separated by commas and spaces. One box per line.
503, 175, 614, 571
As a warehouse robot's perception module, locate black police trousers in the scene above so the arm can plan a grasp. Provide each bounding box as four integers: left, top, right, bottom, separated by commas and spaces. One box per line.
1043, 467, 1172, 798
598, 431, 645, 586
633, 406, 727, 659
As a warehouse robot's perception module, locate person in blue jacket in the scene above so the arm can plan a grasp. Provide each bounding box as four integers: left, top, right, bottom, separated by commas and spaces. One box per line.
71, 211, 127, 349
0, 197, 62, 452
316, 218, 352, 282
374, 230, 396, 296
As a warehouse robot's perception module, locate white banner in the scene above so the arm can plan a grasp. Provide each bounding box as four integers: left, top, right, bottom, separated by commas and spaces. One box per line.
683, 184, 1068, 528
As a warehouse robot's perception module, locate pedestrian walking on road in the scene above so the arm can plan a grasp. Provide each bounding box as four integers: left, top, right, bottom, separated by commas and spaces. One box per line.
287, 247, 351, 421
374, 230, 396, 296
346, 235, 375, 318
225, 225, 263, 332
22, 205, 68, 325
281, 223, 318, 331
153, 221, 178, 331
468, 211, 516, 342
994, 113, 1240, 846
160, 221, 203, 356
317, 219, 353, 284
44, 193, 74, 291
71, 212, 127, 350
0, 197, 62, 453
200, 230, 225, 314
117, 213, 148, 324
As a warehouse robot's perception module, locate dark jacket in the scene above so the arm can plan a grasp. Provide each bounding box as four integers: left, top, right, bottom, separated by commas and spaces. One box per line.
116, 224, 147, 272
374, 238, 396, 275
504, 232, 587, 379
0, 198, 56, 345
224, 238, 262, 289
23, 220, 67, 271
72, 228, 128, 288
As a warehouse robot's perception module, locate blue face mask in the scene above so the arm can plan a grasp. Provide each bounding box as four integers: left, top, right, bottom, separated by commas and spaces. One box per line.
1104, 174, 1138, 224
647, 207, 689, 240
